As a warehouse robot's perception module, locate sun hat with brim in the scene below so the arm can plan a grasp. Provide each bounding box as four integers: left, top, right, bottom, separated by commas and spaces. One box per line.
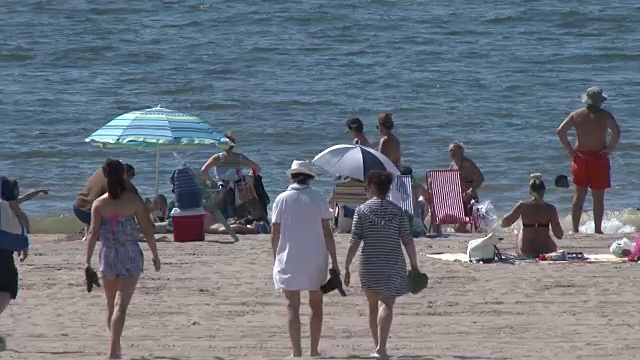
580, 87, 608, 106
286, 160, 317, 177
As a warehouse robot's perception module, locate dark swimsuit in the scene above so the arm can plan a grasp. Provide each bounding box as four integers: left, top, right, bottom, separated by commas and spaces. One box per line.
522, 223, 550, 228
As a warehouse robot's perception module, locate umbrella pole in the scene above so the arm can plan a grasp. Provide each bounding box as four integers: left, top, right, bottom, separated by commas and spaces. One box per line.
155, 145, 160, 195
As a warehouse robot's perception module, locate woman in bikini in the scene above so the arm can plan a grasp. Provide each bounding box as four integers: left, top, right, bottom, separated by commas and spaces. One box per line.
85, 159, 161, 359
501, 174, 564, 257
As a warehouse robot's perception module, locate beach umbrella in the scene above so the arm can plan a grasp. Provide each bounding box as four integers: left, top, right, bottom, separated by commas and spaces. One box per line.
312, 144, 400, 181
85, 106, 233, 194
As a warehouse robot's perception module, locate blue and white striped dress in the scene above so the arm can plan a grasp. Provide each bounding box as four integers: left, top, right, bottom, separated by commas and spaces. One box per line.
350, 198, 413, 298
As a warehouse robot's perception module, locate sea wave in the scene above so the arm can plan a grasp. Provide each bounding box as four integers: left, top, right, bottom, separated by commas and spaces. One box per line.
29, 208, 640, 235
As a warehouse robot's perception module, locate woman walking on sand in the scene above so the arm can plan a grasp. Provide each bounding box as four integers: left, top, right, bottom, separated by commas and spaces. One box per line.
343, 171, 420, 358
85, 159, 161, 359
271, 160, 340, 358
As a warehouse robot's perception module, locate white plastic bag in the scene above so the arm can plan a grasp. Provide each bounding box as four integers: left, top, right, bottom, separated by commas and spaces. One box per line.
467, 233, 501, 262
473, 200, 499, 233
610, 238, 634, 258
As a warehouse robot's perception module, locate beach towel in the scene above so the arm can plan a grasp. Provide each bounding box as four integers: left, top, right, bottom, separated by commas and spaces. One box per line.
0, 199, 29, 252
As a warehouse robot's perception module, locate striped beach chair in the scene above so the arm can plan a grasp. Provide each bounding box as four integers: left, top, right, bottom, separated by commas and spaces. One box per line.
332, 180, 368, 233
394, 175, 428, 237
395, 175, 414, 214
426, 169, 477, 233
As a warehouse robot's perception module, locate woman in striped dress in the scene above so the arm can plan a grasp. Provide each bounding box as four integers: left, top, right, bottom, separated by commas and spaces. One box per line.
343, 171, 420, 358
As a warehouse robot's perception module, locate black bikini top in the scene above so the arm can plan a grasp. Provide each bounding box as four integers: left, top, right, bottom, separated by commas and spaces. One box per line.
522, 223, 550, 228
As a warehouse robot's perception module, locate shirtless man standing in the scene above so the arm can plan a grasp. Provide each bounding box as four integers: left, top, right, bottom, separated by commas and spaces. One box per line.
377, 113, 401, 170
557, 87, 621, 234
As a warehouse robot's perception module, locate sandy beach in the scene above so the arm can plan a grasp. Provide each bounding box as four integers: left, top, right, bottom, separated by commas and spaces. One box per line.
2, 232, 639, 360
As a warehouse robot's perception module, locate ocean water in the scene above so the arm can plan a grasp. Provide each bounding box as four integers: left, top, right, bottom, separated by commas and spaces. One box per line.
2, 0, 640, 234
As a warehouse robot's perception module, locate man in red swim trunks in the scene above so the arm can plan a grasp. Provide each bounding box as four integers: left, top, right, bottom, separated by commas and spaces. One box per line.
557, 87, 621, 234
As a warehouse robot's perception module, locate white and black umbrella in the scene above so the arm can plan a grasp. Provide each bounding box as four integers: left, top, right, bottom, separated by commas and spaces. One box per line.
312, 144, 400, 181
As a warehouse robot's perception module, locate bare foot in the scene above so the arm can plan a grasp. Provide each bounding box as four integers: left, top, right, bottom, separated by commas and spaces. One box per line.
287, 354, 302, 358
310, 350, 322, 357
595, 230, 604, 234
371, 349, 389, 358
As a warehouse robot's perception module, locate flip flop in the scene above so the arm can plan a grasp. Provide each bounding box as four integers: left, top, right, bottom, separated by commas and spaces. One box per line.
320, 268, 346, 296
85, 267, 101, 293
407, 269, 429, 294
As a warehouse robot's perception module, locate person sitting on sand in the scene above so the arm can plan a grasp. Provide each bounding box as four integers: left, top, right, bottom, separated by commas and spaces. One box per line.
124, 164, 135, 182
203, 214, 269, 235
74, 161, 140, 241
399, 165, 429, 233
501, 174, 564, 258
201, 132, 261, 218
448, 142, 484, 232
346, 117, 372, 148
145, 194, 168, 223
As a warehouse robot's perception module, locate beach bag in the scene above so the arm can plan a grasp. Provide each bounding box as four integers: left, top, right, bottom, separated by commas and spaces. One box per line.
172, 167, 202, 210
467, 233, 501, 263
472, 200, 498, 233
610, 238, 634, 258
0, 194, 29, 252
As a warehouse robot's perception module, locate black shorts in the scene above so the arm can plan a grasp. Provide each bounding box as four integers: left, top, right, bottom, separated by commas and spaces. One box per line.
0, 249, 18, 299
73, 203, 92, 225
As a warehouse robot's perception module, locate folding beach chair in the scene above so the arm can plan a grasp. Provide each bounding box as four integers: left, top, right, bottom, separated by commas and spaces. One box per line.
332, 180, 368, 233
395, 175, 414, 214
426, 169, 477, 233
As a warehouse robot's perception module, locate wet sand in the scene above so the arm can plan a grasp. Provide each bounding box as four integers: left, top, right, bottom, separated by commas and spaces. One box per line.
2, 232, 638, 359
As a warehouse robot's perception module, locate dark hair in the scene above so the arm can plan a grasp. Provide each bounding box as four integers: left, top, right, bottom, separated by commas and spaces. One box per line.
102, 158, 126, 200
346, 118, 364, 133
224, 131, 236, 150
290, 173, 314, 185
124, 163, 135, 177
400, 165, 413, 176
530, 174, 546, 200
555, 174, 569, 188
366, 171, 394, 197
377, 113, 394, 130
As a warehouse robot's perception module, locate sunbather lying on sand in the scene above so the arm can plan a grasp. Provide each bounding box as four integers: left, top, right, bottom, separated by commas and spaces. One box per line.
204, 214, 269, 235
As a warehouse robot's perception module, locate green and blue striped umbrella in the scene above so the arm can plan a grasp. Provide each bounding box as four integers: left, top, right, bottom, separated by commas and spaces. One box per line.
85, 106, 233, 148
85, 106, 233, 194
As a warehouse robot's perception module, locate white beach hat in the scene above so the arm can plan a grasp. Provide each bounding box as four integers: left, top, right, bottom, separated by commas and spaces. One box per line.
580, 86, 608, 106
287, 160, 317, 177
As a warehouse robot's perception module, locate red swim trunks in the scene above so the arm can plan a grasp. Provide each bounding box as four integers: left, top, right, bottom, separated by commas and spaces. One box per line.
571, 151, 611, 190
